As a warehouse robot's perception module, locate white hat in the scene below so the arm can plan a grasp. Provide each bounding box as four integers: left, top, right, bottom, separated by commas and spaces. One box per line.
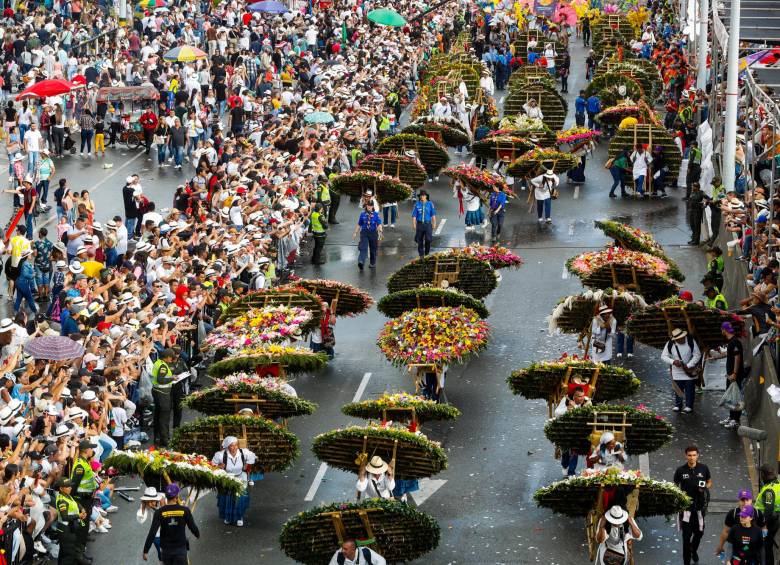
222, 436, 238, 449
63, 407, 88, 423
83, 353, 99, 364
140, 487, 165, 502
0, 399, 23, 425
671, 328, 688, 340
0, 318, 13, 332
69, 261, 84, 274
605, 505, 629, 525
60, 387, 72, 399
599, 431, 615, 445
365, 455, 388, 474
543, 169, 556, 178
81, 390, 98, 402
45, 405, 59, 417
52, 423, 73, 438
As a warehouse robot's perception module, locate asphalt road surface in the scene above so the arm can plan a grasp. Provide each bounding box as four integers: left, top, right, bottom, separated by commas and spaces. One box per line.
1, 34, 753, 565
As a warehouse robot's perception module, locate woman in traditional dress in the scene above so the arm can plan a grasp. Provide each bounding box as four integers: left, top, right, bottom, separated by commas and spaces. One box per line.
211, 436, 257, 527
453, 179, 484, 232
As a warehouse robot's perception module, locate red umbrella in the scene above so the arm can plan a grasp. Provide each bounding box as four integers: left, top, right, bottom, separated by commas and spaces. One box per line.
16, 79, 74, 100
70, 74, 87, 87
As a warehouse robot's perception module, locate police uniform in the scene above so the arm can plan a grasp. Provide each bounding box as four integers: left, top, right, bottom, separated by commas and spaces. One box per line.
152, 356, 174, 447
70, 454, 96, 557
56, 487, 85, 565
143, 501, 200, 565
754, 478, 780, 564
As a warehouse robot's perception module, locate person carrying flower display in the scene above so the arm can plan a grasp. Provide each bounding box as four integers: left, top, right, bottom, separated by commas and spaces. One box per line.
211, 436, 258, 528
453, 180, 485, 232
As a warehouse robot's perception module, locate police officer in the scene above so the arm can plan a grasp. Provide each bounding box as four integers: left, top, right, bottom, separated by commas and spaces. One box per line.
143, 483, 200, 564
69, 440, 97, 564
56, 478, 89, 565
704, 286, 728, 310
754, 464, 780, 565
310, 203, 328, 265
152, 348, 177, 447
412, 191, 437, 258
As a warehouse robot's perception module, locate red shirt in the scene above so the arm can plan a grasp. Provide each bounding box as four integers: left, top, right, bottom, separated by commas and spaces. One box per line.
139, 111, 158, 131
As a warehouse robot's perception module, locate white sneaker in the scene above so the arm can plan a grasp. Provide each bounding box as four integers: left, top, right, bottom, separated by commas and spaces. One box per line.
88, 523, 96, 533
719, 417, 731, 425
97, 525, 109, 533
683, 407, 693, 413
400, 494, 408, 503
562, 467, 568, 476
80, 152, 84, 157
106, 505, 118, 513
33, 540, 47, 554
627, 353, 634, 358
616, 353, 622, 358
725, 420, 739, 428
390, 224, 395, 228
538, 218, 544, 223
236, 519, 244, 527
97, 507, 107, 515
224, 519, 229, 525
672, 406, 680, 412
87, 152, 92, 157
434, 176, 439, 181
481, 219, 488, 228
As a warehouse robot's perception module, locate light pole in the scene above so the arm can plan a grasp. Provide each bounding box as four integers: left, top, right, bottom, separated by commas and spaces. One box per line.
696, 0, 709, 91
723, 0, 740, 190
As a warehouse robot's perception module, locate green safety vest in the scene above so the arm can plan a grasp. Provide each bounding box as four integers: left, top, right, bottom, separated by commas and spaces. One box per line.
379, 116, 391, 131
350, 148, 363, 166
71, 457, 97, 494
690, 146, 702, 165
386, 92, 399, 106
318, 184, 331, 204
56, 492, 80, 524
705, 292, 728, 309
311, 211, 326, 234
710, 256, 724, 274
152, 359, 173, 386
755, 480, 780, 519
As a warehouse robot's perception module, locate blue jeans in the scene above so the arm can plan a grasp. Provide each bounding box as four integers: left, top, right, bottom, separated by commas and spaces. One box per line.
187, 136, 198, 158
24, 212, 34, 238
80, 129, 93, 153
34, 268, 51, 287
125, 217, 137, 236
173, 145, 184, 167
14, 280, 38, 314
634, 175, 645, 195
536, 197, 551, 220
575, 112, 585, 127
415, 222, 433, 257
490, 210, 504, 238
157, 143, 167, 165
673, 379, 696, 410
27, 151, 39, 173
382, 205, 397, 225
561, 450, 578, 476
358, 230, 378, 266
609, 167, 625, 195
37, 179, 50, 203
616, 332, 633, 354
19, 123, 28, 143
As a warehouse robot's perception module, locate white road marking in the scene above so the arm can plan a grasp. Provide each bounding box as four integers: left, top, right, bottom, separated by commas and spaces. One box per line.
499, 96, 505, 104
435, 218, 447, 235
304, 463, 328, 502
305, 372, 373, 501
40, 150, 146, 228
573, 185, 580, 199
352, 372, 372, 402
639, 453, 650, 477
411, 478, 447, 506
562, 265, 569, 279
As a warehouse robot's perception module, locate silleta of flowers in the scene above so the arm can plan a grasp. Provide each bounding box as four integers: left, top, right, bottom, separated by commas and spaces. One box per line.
204, 306, 313, 349
329, 170, 413, 204
443, 164, 514, 196
105, 449, 244, 494
297, 278, 374, 317
557, 126, 602, 145
594, 220, 685, 281
498, 114, 548, 132
342, 393, 462, 422
207, 345, 329, 378
450, 244, 524, 270
566, 247, 671, 279
377, 306, 489, 366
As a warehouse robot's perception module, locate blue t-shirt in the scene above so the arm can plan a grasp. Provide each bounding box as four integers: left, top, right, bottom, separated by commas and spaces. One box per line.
412, 201, 436, 223
575, 96, 587, 114
358, 211, 382, 232
489, 191, 507, 211
587, 96, 601, 114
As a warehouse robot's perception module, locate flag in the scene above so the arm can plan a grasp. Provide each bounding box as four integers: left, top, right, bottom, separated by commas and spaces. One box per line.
341, 21, 347, 44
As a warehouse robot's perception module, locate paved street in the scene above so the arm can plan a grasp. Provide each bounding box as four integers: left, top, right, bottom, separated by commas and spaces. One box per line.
2, 37, 753, 565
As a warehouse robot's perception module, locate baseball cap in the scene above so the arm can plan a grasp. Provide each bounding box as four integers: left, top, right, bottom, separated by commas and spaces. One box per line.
738, 489, 753, 500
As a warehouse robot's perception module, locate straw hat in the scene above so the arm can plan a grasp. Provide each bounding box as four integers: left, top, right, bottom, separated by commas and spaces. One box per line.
605, 505, 629, 525
365, 455, 388, 474
671, 328, 688, 340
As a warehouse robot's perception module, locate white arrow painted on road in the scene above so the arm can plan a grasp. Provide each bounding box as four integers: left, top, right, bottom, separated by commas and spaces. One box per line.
435, 218, 447, 236
411, 478, 447, 506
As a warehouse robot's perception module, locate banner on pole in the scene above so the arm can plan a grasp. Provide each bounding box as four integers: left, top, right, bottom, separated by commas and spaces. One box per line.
533, 0, 558, 18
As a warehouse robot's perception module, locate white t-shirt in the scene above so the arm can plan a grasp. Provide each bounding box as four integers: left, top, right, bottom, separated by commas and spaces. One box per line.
25, 129, 42, 151
110, 406, 128, 436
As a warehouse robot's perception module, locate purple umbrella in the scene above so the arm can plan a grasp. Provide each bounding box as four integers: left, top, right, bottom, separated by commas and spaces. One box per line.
248, 0, 289, 13
24, 336, 85, 361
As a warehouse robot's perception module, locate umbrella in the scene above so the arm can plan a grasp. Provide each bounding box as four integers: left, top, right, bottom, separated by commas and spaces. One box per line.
248, 0, 288, 13
16, 79, 74, 100
163, 45, 208, 62
367, 8, 407, 27
24, 336, 85, 361
304, 111, 335, 124
70, 74, 87, 87
138, 0, 166, 7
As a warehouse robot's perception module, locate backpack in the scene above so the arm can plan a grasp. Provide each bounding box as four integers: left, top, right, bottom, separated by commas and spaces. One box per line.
336, 547, 372, 565
665, 334, 696, 355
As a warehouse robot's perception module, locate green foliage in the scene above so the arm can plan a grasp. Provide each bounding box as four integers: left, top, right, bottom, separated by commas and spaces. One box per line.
377, 287, 490, 318
208, 349, 329, 378
342, 394, 462, 422
507, 360, 640, 402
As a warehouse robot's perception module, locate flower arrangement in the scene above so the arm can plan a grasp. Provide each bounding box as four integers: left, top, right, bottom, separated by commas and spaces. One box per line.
585, 72, 644, 102
105, 448, 245, 494
594, 220, 685, 281
206, 306, 313, 350
507, 148, 578, 177
221, 286, 324, 323
183, 372, 317, 417
295, 279, 374, 317
279, 499, 440, 564
557, 126, 602, 145
375, 134, 450, 174
507, 359, 640, 402
566, 247, 671, 279
311, 424, 448, 479
498, 115, 548, 132
403, 121, 471, 148
357, 152, 428, 189
377, 287, 490, 319
443, 164, 515, 197
627, 7, 651, 34
377, 307, 490, 366
412, 114, 470, 135
608, 125, 682, 178
547, 288, 648, 334
544, 403, 673, 455
595, 104, 642, 126
170, 415, 300, 473
534, 468, 691, 518
626, 299, 745, 350
387, 253, 498, 299
208, 345, 329, 378
330, 170, 412, 204
342, 393, 462, 422
450, 244, 524, 270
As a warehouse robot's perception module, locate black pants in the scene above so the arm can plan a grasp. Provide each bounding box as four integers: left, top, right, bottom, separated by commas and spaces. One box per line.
153, 387, 172, 447
766, 519, 779, 565
75, 494, 92, 553
52, 128, 65, 155
109, 122, 120, 146
161, 554, 188, 565
312, 232, 326, 264
708, 208, 721, 242
560, 75, 568, 93
680, 516, 704, 565
415, 222, 433, 257
171, 382, 186, 430
689, 213, 702, 244
57, 525, 80, 565
490, 211, 504, 238
686, 164, 701, 198
143, 129, 154, 154
327, 191, 340, 223
583, 27, 590, 45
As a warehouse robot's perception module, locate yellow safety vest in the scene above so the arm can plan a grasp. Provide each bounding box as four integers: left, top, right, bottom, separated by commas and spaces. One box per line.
56, 492, 80, 524
152, 359, 173, 386
71, 457, 97, 494
705, 293, 728, 309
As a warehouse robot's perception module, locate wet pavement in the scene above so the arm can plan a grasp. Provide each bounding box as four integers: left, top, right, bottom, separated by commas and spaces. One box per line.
1, 35, 753, 565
